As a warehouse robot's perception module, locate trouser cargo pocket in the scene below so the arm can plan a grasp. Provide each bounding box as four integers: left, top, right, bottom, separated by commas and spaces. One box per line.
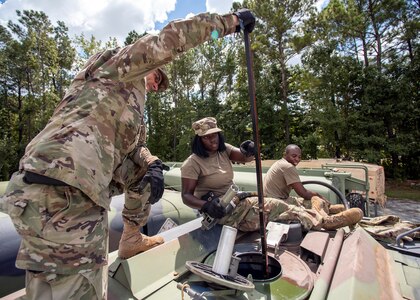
4, 172, 108, 274
3, 172, 44, 237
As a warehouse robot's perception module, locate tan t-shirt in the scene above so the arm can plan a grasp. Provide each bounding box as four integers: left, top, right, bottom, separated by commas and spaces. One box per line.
181, 143, 234, 199
263, 158, 300, 199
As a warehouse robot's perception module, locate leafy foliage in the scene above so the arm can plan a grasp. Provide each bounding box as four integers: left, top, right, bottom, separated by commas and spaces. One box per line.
0, 3, 418, 180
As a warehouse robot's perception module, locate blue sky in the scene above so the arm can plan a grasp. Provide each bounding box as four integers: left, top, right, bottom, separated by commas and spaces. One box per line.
0, 0, 327, 44
156, 0, 207, 30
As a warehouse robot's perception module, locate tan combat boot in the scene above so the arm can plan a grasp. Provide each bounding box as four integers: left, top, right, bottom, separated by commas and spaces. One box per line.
328, 204, 346, 215
322, 208, 363, 230
311, 196, 330, 217
118, 225, 164, 259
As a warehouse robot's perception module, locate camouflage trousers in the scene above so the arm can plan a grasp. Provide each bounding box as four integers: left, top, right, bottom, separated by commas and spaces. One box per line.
283, 196, 347, 219
1, 172, 108, 298
121, 189, 152, 227
17, 267, 107, 300
280, 196, 310, 208
219, 196, 323, 232
110, 153, 151, 227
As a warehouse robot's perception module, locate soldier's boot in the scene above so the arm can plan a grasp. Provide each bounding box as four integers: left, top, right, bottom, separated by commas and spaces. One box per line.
328, 204, 346, 215
118, 225, 164, 259
322, 208, 363, 230
311, 196, 330, 217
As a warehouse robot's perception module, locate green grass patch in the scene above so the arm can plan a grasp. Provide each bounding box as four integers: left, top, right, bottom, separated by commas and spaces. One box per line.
386, 180, 420, 201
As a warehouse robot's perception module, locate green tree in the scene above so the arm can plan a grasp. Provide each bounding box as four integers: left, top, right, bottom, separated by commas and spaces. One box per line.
53, 21, 75, 99
72, 33, 103, 72
0, 10, 74, 180
247, 0, 317, 146
299, 0, 419, 178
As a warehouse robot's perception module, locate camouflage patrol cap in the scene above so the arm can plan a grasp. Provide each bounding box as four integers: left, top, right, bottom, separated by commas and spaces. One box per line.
192, 117, 222, 136
157, 67, 169, 92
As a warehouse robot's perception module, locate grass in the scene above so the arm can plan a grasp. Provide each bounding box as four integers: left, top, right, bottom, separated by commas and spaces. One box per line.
385, 179, 420, 201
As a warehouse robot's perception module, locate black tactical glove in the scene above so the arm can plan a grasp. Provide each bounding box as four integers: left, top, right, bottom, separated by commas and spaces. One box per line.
233, 8, 256, 33
201, 191, 216, 202
201, 197, 226, 219
137, 160, 164, 204
240, 140, 255, 157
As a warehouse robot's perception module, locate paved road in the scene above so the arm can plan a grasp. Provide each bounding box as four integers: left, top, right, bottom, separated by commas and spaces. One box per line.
375, 198, 420, 224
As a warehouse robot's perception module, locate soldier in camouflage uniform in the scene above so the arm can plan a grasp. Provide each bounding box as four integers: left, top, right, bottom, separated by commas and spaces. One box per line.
0, 9, 256, 300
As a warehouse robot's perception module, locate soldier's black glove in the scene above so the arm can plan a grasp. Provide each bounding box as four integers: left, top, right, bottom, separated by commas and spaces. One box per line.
201, 191, 216, 202
201, 198, 226, 219
137, 160, 164, 204
240, 140, 255, 157
234, 8, 255, 33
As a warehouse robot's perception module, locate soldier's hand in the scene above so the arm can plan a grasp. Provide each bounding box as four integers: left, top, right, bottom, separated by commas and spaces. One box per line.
240, 140, 255, 157
137, 160, 164, 204
201, 198, 226, 219
234, 8, 255, 33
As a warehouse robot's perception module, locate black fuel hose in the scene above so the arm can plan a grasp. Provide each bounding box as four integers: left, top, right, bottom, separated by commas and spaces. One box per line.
302, 180, 350, 210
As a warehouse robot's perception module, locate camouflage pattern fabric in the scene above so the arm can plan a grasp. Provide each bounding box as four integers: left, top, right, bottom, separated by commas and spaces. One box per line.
18, 267, 106, 300
2, 172, 108, 274
111, 145, 158, 197
219, 196, 323, 232
277, 205, 324, 231
359, 215, 420, 243
111, 149, 153, 225
1, 12, 239, 298
0, 13, 240, 300
18, 12, 237, 210
121, 189, 152, 227
281, 195, 306, 207
281, 195, 345, 218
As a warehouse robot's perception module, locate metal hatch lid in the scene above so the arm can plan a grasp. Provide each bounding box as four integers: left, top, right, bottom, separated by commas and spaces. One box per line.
194, 242, 314, 299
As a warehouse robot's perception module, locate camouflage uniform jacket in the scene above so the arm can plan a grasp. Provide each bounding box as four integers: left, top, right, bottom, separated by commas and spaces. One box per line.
19, 13, 237, 209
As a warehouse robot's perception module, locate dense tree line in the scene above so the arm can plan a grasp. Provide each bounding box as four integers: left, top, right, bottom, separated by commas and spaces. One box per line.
0, 1, 418, 181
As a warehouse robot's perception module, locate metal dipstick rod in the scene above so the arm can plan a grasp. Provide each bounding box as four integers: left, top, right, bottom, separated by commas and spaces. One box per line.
243, 29, 269, 277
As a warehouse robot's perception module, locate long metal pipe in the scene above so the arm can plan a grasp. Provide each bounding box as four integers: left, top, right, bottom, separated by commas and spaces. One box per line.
243, 29, 268, 276
309, 229, 345, 299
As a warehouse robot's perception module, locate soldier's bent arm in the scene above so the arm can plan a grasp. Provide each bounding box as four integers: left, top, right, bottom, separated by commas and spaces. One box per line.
131, 146, 159, 166
103, 13, 239, 82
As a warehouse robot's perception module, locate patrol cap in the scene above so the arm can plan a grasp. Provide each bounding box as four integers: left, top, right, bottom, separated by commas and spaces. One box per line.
157, 67, 169, 92
192, 117, 222, 136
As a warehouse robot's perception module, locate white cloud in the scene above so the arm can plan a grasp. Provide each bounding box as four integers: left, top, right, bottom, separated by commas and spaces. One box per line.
315, 0, 328, 11
204, 1, 328, 17
0, 0, 176, 43
0, 0, 329, 45
185, 13, 196, 20
206, 0, 234, 14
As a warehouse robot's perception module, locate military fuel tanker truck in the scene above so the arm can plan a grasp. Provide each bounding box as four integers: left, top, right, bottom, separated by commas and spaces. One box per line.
0, 161, 419, 299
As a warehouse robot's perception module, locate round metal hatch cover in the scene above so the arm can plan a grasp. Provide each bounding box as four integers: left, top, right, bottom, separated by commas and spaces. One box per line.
185, 261, 255, 292
204, 243, 315, 299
